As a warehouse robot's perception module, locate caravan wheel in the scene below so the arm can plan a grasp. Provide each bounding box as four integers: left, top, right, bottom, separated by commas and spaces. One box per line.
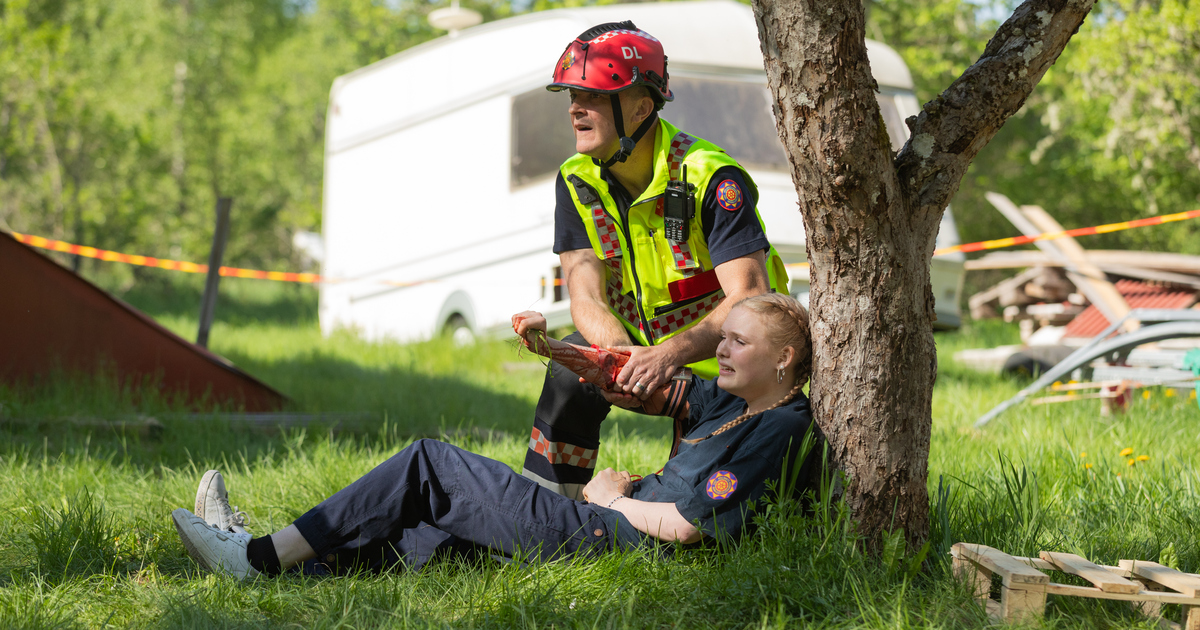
443, 314, 475, 346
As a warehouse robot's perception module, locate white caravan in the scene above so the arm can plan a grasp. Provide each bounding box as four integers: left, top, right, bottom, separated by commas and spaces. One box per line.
319, 0, 965, 343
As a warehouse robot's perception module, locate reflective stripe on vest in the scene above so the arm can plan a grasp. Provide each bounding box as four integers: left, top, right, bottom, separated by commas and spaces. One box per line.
591, 203, 622, 260
664, 132, 699, 272
604, 258, 641, 331
575, 185, 643, 331
648, 289, 725, 339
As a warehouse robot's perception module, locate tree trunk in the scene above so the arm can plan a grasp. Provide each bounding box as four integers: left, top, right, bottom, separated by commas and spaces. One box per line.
751, 0, 1095, 545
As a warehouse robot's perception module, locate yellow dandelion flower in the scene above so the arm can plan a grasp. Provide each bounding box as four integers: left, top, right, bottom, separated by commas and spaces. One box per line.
1143, 390, 1152, 400
1084, 463, 1093, 469
1191, 390, 1197, 400
1053, 381, 1063, 390
1166, 389, 1176, 398
1080, 451, 1088, 458
1128, 459, 1137, 466
1068, 379, 1078, 385
1137, 455, 1150, 462
1120, 447, 1134, 457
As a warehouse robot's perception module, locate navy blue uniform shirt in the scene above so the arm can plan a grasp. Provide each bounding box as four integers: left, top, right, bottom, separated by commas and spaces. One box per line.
612, 376, 814, 544
553, 166, 770, 267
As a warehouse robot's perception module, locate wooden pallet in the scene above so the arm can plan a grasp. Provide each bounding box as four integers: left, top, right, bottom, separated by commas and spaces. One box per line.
952, 543, 1200, 628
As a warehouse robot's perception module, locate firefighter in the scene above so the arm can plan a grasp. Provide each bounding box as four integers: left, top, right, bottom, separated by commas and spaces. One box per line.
522, 21, 791, 499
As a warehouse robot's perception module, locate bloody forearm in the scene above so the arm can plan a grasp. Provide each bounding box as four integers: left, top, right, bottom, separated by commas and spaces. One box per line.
512, 319, 691, 419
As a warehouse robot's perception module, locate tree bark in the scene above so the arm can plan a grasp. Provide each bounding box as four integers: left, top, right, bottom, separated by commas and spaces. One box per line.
751, 0, 1095, 545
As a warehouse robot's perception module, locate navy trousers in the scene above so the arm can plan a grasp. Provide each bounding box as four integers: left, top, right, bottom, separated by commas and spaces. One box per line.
292, 439, 635, 574
521, 331, 620, 499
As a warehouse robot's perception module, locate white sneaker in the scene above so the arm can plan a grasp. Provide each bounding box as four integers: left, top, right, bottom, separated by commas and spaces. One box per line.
195, 470, 248, 534
172, 508, 260, 579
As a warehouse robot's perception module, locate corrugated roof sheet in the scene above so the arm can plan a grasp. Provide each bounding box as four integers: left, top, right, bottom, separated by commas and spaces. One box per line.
1, 232, 286, 411
1063, 279, 1198, 339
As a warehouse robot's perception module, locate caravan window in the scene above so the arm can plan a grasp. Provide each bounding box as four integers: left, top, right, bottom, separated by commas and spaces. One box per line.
509, 79, 914, 186
660, 77, 788, 171
511, 88, 575, 187
510, 78, 787, 186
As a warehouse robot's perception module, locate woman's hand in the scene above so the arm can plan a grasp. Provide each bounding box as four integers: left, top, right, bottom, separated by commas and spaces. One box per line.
583, 471, 703, 543
582, 468, 634, 505
582, 377, 641, 409
511, 311, 548, 349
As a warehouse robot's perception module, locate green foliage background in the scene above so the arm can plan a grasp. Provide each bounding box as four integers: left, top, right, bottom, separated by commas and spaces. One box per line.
870, 0, 1200, 255
1, 0, 1197, 283
0, 0, 513, 284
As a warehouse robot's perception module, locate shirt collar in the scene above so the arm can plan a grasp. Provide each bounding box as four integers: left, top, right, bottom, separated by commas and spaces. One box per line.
629, 118, 681, 208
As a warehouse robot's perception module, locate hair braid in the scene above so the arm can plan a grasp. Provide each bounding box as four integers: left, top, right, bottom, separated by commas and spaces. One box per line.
681, 293, 811, 445
681, 380, 805, 444
781, 302, 812, 389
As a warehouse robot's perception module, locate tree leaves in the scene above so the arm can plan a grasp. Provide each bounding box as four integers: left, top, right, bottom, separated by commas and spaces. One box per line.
872, 0, 1200, 256
0, 0, 486, 278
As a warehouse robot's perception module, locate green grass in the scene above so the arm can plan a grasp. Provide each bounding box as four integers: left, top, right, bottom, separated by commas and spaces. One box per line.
2, 283, 1199, 628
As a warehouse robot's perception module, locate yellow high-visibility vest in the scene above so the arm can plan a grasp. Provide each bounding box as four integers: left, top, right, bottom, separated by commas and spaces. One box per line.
560, 119, 789, 378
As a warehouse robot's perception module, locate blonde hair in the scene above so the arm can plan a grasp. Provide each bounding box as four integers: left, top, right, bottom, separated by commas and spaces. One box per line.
682, 292, 812, 444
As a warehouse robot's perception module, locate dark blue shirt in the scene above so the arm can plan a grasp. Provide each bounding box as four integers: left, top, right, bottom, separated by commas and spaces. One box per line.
613, 376, 815, 544
552, 166, 770, 267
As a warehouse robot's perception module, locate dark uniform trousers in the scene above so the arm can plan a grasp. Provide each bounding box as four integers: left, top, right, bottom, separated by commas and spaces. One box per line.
291, 439, 624, 574
520, 331, 623, 500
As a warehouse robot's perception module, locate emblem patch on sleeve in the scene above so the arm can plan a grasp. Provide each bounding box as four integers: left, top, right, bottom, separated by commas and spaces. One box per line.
715, 179, 743, 212
705, 470, 738, 500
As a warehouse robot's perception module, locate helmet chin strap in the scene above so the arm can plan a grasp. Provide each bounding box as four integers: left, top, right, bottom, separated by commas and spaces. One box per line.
594, 93, 658, 169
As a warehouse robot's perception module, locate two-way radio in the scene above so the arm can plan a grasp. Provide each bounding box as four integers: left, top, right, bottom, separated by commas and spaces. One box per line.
663, 165, 695, 242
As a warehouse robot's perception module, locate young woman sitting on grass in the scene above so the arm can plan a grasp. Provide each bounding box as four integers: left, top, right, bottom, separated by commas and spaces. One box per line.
171, 293, 818, 578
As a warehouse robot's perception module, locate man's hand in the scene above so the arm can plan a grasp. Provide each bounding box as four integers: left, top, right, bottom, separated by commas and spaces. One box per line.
582, 468, 634, 505
621, 252, 770, 375
511, 311, 547, 350
610, 344, 679, 400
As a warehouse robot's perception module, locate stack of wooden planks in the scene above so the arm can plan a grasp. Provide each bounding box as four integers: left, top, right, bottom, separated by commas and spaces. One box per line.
966, 194, 1200, 342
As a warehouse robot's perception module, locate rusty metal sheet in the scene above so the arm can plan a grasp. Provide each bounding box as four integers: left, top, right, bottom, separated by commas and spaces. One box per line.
0, 232, 286, 411
1064, 280, 1197, 339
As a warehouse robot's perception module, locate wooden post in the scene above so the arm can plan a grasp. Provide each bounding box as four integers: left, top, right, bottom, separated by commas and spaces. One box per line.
1184, 605, 1200, 630
1000, 585, 1046, 622
196, 197, 232, 348
71, 205, 84, 274
953, 556, 993, 602
1133, 580, 1166, 619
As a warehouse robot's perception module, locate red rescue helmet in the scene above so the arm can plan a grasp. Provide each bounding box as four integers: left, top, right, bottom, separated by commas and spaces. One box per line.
548, 21, 671, 168
548, 21, 673, 105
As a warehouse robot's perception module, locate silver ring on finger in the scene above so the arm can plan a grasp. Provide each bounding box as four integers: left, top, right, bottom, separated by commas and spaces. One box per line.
633, 382, 645, 391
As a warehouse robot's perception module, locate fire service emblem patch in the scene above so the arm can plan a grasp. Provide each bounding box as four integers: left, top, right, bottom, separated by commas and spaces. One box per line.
705, 470, 738, 500
715, 180, 743, 212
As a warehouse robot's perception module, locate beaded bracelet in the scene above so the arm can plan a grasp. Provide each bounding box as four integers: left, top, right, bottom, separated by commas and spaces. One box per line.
606, 495, 624, 508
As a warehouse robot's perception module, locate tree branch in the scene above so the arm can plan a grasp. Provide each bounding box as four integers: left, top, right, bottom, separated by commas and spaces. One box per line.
896, 0, 1095, 233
